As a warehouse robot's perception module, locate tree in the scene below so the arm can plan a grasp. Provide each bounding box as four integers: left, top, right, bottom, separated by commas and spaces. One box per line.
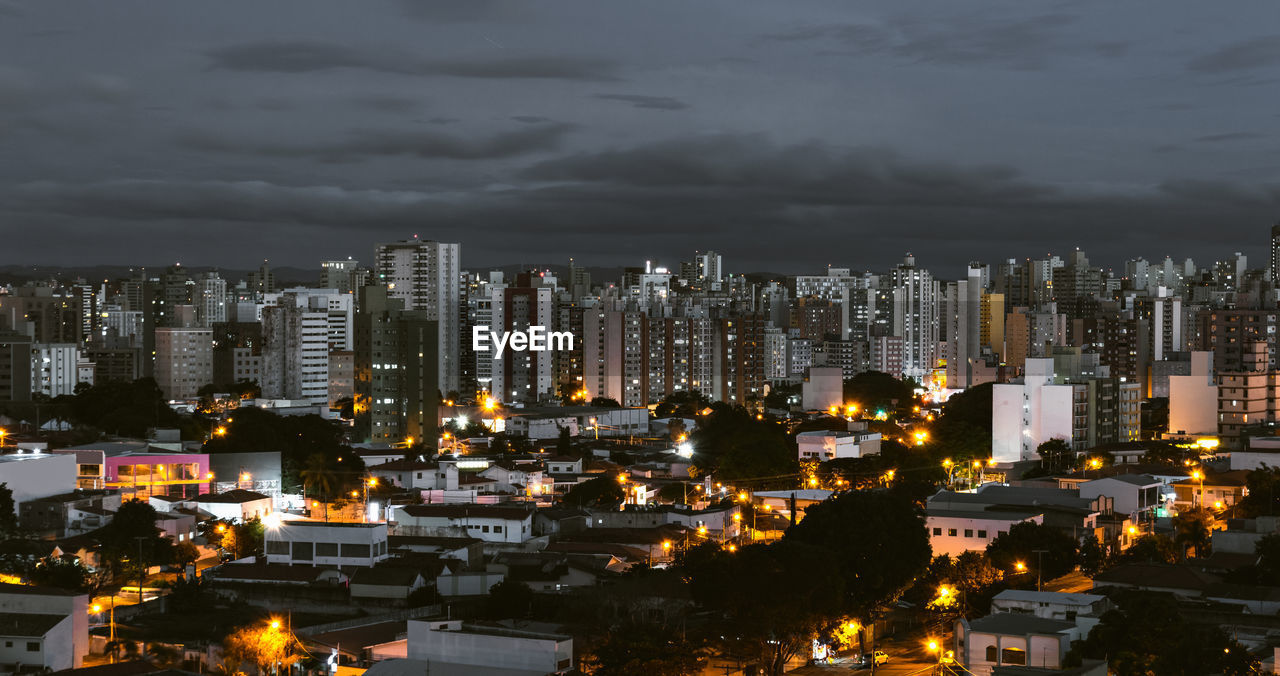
686, 541, 845, 676
223, 619, 302, 675
1118, 534, 1178, 565
27, 557, 94, 592
555, 426, 573, 456
590, 397, 621, 408
1036, 439, 1072, 473
1069, 590, 1257, 675
1077, 534, 1106, 576
842, 371, 915, 413
1256, 533, 1280, 581
0, 484, 17, 539
583, 623, 705, 676
484, 580, 533, 619
784, 490, 931, 615
690, 404, 796, 482
562, 476, 625, 508
986, 522, 1078, 582
300, 453, 337, 521
99, 499, 173, 582
1236, 465, 1280, 517
173, 541, 200, 568
1172, 508, 1214, 560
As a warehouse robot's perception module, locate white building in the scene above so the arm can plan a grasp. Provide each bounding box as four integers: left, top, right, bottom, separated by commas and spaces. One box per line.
990, 589, 1111, 621
482, 286, 555, 403
154, 328, 213, 400
30, 344, 80, 397
1077, 475, 1162, 522
195, 272, 228, 327
393, 504, 533, 543
264, 521, 389, 568
0, 583, 89, 670
926, 508, 1044, 558
1168, 351, 1216, 436
891, 255, 940, 378
405, 619, 573, 674
0, 453, 76, 509
375, 239, 461, 393
194, 489, 274, 523
953, 613, 1083, 673
801, 367, 843, 412
260, 297, 330, 406
796, 430, 881, 461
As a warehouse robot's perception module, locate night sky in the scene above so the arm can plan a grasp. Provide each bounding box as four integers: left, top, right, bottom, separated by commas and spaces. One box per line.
4, 1, 1280, 277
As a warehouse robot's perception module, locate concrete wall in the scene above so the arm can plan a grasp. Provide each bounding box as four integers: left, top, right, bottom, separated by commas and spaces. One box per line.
0, 454, 76, 509
407, 620, 571, 673
0, 586, 86, 668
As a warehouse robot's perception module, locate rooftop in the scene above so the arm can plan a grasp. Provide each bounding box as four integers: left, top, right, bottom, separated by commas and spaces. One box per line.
0, 612, 67, 637
194, 489, 270, 504
397, 504, 533, 520
993, 589, 1105, 606
967, 613, 1077, 636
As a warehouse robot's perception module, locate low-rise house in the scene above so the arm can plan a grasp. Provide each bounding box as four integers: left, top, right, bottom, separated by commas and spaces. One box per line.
543, 456, 582, 475
926, 508, 1044, 557
369, 460, 450, 491
404, 618, 573, 674
0, 583, 88, 669
1076, 475, 1163, 522
194, 489, 273, 523
0, 612, 77, 671
393, 505, 534, 544
490, 552, 610, 592
209, 562, 349, 587
752, 489, 832, 523
19, 490, 121, 538
556, 526, 688, 565
387, 535, 482, 568
1091, 563, 1219, 598
154, 510, 197, 543
953, 613, 1082, 673
481, 461, 546, 497
265, 521, 389, 568
990, 590, 1112, 622
349, 566, 428, 602
533, 507, 589, 537
796, 430, 881, 461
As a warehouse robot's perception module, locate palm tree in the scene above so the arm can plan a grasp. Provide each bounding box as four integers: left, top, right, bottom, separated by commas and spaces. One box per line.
300, 453, 336, 522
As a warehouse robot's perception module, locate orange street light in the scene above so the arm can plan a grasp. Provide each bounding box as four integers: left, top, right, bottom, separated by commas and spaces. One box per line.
727, 544, 737, 552
1015, 561, 1026, 572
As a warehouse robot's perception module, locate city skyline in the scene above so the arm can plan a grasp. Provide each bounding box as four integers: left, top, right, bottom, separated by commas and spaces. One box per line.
5, 1, 1280, 274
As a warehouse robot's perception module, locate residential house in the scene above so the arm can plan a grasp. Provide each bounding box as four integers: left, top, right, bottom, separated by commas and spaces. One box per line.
392, 505, 534, 544
265, 521, 389, 568
194, 489, 273, 523
0, 583, 88, 669
404, 618, 573, 674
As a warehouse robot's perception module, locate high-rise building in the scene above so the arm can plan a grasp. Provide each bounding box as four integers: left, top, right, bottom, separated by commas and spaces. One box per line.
891, 255, 939, 378
30, 344, 82, 397
355, 286, 439, 446
1271, 224, 1280, 283
0, 332, 33, 401
482, 286, 555, 404
0, 286, 83, 345
943, 265, 983, 389
321, 258, 360, 294
375, 239, 461, 394
154, 328, 212, 400
260, 298, 330, 405
195, 272, 228, 328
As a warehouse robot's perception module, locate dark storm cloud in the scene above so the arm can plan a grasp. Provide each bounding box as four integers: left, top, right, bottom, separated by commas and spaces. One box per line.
593, 94, 690, 110
524, 134, 1048, 206
1188, 36, 1280, 73
763, 12, 1086, 69
1194, 132, 1265, 143
176, 123, 574, 161
206, 40, 620, 81
6, 1, 1280, 271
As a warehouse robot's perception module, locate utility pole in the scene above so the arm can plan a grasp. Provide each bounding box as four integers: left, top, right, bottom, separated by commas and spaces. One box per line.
1033, 549, 1048, 592
135, 536, 148, 604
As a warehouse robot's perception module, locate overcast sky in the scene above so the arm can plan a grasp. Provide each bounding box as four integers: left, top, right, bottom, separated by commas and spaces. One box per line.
4, 0, 1280, 277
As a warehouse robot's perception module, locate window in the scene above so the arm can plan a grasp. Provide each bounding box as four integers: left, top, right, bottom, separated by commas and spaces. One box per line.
482, 525, 490, 533
26, 642, 38, 652
341, 543, 371, 558
985, 646, 997, 662
948, 529, 957, 537
493, 525, 503, 533
933, 527, 942, 536
1001, 648, 1026, 665
978, 530, 987, 539
964, 529, 973, 538
292, 542, 313, 561
266, 541, 290, 555
316, 542, 339, 557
